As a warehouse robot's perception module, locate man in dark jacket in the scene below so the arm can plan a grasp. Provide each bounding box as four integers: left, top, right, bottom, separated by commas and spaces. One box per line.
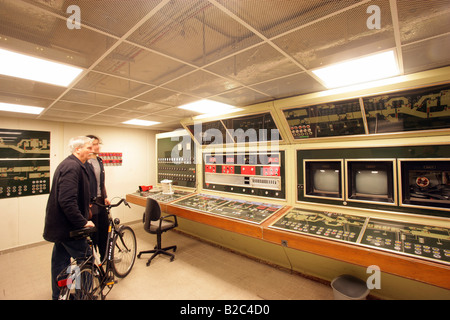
85, 134, 110, 261
43, 136, 94, 299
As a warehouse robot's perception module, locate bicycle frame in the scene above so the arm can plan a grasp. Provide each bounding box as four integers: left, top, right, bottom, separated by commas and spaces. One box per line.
57, 198, 134, 300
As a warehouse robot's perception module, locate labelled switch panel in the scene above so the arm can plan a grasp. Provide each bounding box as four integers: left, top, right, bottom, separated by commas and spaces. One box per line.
157, 135, 196, 188
203, 151, 285, 199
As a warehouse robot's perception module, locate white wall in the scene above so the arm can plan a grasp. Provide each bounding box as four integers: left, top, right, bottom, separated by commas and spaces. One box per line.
0, 116, 157, 251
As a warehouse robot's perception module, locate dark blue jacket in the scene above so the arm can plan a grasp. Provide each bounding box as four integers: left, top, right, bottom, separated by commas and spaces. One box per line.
43, 155, 90, 242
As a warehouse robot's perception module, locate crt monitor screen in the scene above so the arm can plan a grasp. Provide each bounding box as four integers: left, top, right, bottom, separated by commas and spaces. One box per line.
347, 161, 394, 203
305, 161, 342, 199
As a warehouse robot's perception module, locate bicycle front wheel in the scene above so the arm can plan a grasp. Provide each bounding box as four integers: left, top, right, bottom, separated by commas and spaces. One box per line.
112, 225, 137, 278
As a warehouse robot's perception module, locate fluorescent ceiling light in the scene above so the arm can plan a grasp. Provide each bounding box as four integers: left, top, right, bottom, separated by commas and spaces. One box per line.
312, 50, 400, 89
123, 119, 160, 126
0, 48, 83, 87
0, 102, 44, 115
179, 100, 241, 116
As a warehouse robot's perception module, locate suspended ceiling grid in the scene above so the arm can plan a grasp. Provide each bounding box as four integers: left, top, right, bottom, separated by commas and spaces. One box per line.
0, 0, 449, 131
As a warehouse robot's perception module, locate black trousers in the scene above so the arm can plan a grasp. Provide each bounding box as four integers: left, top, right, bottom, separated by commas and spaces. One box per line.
91, 197, 109, 262
51, 239, 91, 300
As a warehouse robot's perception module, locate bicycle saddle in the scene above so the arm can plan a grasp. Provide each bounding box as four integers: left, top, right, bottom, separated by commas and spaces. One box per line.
70, 227, 97, 239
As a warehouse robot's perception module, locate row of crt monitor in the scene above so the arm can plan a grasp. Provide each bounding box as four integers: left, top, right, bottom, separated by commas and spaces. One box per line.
303, 158, 449, 212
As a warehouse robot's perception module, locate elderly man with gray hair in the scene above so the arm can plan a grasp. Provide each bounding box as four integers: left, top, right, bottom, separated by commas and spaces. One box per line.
43, 136, 95, 299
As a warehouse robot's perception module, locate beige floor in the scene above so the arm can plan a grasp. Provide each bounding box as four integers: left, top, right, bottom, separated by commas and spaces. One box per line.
0, 222, 334, 300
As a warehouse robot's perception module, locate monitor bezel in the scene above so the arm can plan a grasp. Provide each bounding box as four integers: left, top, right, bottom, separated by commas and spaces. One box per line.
303, 159, 344, 201
345, 159, 397, 206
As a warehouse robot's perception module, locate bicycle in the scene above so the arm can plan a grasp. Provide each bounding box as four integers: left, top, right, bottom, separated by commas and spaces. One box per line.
57, 198, 137, 300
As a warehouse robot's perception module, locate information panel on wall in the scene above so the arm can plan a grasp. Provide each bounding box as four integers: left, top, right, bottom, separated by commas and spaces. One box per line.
283, 99, 365, 139
0, 128, 50, 198
362, 83, 450, 134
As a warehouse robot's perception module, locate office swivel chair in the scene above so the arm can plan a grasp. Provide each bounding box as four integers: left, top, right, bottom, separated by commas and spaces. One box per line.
137, 198, 178, 266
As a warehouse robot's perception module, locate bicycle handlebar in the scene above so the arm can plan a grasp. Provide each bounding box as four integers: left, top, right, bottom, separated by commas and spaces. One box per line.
92, 198, 131, 209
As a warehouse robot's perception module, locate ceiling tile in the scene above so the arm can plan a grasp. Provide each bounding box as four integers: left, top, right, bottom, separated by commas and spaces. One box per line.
50, 100, 108, 114
0, 76, 66, 100
0, 0, 117, 68
215, 0, 358, 39
0, 91, 53, 108
74, 71, 154, 98
402, 34, 450, 74
163, 70, 241, 98
272, 0, 396, 69
60, 89, 126, 107
136, 87, 198, 106
214, 87, 270, 106
250, 72, 325, 99
397, 0, 450, 45
205, 43, 303, 86
128, 0, 262, 67
94, 42, 195, 85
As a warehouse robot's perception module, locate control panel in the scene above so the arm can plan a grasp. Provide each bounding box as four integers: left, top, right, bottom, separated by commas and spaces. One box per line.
271, 207, 450, 265
172, 193, 284, 224
157, 135, 196, 188
203, 151, 285, 199
271, 208, 366, 243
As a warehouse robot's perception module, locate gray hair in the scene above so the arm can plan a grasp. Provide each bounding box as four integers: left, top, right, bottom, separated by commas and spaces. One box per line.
68, 136, 93, 153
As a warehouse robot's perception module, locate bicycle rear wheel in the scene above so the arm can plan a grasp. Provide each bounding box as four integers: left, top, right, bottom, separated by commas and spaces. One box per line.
112, 225, 137, 278
58, 263, 101, 300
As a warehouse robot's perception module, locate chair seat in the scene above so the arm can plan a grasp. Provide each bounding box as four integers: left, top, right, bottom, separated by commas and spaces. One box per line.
148, 220, 175, 233
140, 198, 178, 266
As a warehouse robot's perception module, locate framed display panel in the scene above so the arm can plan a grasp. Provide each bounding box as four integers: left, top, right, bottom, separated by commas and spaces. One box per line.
224, 112, 280, 143
345, 159, 397, 205
0, 159, 50, 198
362, 83, 450, 134
186, 111, 282, 146
0, 128, 50, 198
297, 145, 450, 217
187, 120, 227, 146
0, 128, 50, 158
399, 159, 450, 212
283, 98, 366, 139
203, 150, 286, 200
303, 160, 344, 200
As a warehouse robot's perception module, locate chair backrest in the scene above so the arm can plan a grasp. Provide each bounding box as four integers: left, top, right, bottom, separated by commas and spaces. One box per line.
143, 198, 162, 231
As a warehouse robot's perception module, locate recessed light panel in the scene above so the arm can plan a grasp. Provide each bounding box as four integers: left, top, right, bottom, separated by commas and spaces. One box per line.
0, 48, 83, 87
0, 102, 44, 115
123, 119, 160, 126
312, 50, 400, 89
178, 99, 241, 116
